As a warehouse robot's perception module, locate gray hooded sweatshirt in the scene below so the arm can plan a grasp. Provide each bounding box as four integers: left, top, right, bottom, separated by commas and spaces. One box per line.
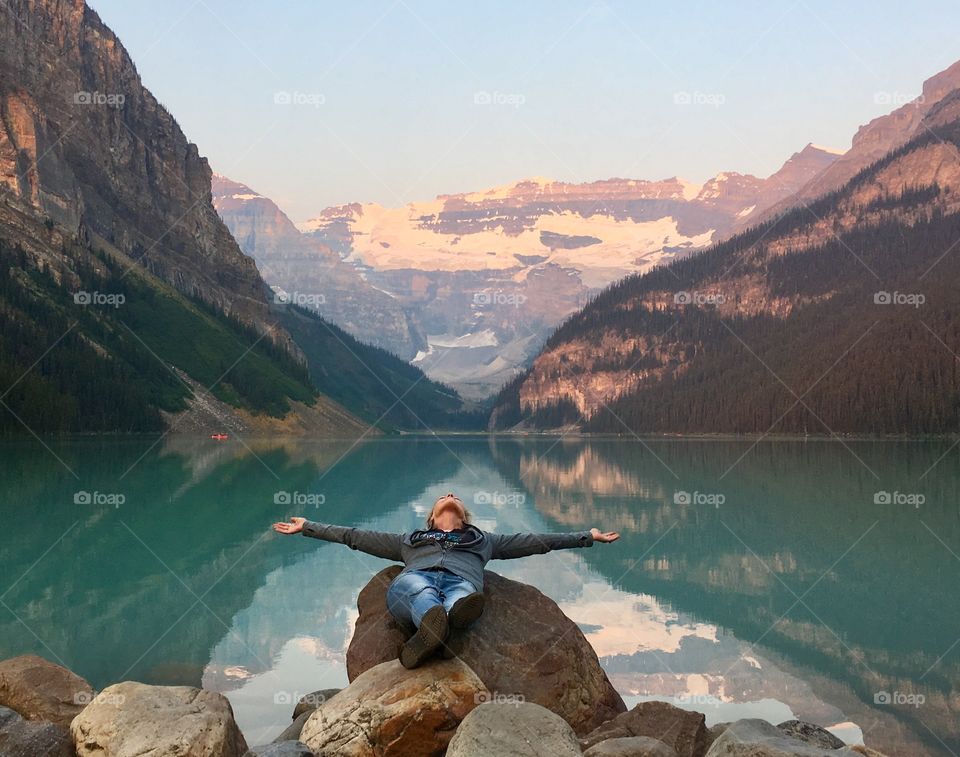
301, 521, 594, 591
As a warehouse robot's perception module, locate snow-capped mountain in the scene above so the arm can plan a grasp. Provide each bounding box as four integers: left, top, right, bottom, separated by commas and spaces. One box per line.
215, 145, 840, 400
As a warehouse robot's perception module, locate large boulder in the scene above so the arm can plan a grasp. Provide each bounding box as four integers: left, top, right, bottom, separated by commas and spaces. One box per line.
69, 681, 247, 757
0, 654, 94, 729
446, 701, 582, 757
583, 735, 676, 756
300, 658, 486, 756
346, 566, 625, 734
0, 704, 74, 757
706, 718, 853, 756
580, 701, 707, 757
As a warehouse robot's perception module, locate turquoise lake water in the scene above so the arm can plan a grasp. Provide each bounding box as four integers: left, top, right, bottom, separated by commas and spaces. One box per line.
1, 436, 958, 754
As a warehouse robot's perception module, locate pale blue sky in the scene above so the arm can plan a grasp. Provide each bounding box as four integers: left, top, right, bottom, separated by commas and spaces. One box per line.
88, 0, 960, 221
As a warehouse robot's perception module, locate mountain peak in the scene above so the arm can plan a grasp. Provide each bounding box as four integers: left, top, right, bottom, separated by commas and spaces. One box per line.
211, 174, 261, 200
805, 142, 845, 156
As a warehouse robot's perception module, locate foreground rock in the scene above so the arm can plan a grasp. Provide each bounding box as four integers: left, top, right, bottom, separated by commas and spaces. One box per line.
777, 720, 846, 750
300, 658, 486, 756
446, 701, 582, 757
0, 705, 73, 757
0, 654, 94, 729
70, 681, 247, 757
583, 735, 676, 756
347, 566, 625, 734
706, 719, 868, 756
705, 723, 731, 752
580, 701, 707, 757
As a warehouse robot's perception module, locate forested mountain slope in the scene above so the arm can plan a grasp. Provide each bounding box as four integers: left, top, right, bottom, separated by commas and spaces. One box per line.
490, 113, 960, 434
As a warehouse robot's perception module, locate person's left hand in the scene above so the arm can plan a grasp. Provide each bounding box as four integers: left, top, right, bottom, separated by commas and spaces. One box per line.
590, 528, 620, 543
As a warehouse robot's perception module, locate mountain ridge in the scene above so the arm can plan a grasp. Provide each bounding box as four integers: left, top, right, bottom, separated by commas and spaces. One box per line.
488, 73, 960, 434
0, 0, 280, 339
740, 58, 960, 231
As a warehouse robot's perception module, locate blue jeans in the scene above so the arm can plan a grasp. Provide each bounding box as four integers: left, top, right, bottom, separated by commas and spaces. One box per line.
386, 568, 477, 629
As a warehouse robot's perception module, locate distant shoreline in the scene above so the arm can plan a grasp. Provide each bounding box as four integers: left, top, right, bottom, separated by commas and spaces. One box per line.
401, 430, 960, 441
2, 430, 958, 441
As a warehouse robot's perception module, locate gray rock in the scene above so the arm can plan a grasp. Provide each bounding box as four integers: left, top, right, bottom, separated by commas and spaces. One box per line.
0, 705, 20, 728
274, 710, 311, 743
0, 705, 73, 757
777, 721, 845, 750
706, 723, 731, 752
292, 688, 340, 719
244, 741, 314, 757
447, 701, 582, 757
583, 735, 676, 756
706, 718, 847, 756
69, 681, 248, 757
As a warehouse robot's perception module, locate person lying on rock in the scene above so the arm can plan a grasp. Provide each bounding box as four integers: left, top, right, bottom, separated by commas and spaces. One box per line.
272, 492, 619, 669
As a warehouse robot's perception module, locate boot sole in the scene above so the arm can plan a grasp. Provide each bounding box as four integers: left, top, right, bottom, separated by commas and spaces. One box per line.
448, 592, 485, 629
400, 605, 448, 669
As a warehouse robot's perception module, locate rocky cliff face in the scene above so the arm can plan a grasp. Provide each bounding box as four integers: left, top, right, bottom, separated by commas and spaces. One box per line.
211, 175, 419, 356
0, 0, 398, 434
0, 0, 273, 333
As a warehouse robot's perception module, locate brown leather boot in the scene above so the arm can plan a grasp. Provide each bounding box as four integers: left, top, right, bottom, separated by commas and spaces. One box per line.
399, 605, 448, 669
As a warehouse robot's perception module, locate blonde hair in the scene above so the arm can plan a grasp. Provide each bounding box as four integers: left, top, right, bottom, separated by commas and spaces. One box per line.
426, 493, 472, 529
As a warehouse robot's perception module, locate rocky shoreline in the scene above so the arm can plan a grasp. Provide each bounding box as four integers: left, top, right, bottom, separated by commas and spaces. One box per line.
0, 568, 891, 756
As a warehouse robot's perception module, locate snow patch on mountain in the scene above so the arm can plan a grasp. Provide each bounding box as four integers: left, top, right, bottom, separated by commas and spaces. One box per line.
321, 203, 713, 278
423, 330, 500, 349
678, 178, 703, 200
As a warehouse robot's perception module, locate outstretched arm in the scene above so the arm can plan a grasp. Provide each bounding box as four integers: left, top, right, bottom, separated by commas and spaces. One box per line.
489, 527, 619, 560
272, 517, 404, 561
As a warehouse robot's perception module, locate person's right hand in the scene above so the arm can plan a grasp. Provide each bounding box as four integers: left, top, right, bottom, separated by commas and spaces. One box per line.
272, 516, 306, 535
590, 527, 620, 543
